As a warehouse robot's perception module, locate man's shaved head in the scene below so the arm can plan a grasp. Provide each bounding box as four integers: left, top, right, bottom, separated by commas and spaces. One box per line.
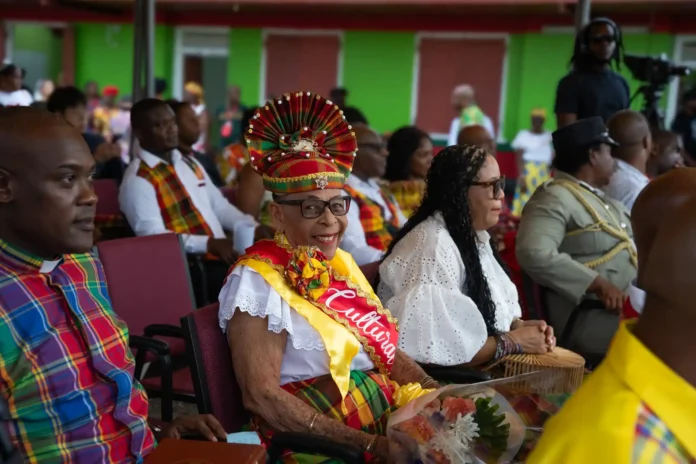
0, 107, 97, 258
632, 168, 696, 285
607, 110, 652, 166
457, 125, 496, 156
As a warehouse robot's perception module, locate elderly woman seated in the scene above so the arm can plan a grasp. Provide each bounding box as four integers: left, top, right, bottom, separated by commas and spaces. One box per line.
378, 145, 555, 368
218, 92, 437, 462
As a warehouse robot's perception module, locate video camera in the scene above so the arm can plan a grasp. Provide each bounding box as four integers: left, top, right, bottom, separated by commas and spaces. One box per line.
624, 53, 692, 128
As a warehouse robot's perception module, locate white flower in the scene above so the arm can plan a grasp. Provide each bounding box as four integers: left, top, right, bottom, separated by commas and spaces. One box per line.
429, 429, 473, 464
453, 413, 480, 445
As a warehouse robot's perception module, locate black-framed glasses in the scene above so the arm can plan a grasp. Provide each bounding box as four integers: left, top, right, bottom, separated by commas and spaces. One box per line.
471, 176, 505, 199
275, 195, 352, 219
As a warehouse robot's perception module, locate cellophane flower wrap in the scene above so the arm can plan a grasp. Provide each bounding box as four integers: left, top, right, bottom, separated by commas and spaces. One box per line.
285, 246, 332, 301
387, 372, 570, 463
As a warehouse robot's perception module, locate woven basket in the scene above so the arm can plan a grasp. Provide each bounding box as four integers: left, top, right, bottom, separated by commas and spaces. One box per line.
485, 348, 586, 394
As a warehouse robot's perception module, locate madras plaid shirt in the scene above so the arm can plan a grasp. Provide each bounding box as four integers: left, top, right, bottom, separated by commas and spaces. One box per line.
0, 240, 155, 463
634, 404, 695, 463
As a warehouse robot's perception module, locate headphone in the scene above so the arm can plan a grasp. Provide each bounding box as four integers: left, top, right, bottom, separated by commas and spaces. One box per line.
578, 17, 621, 54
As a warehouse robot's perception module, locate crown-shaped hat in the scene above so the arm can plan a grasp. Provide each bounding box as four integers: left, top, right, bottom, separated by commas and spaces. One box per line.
246, 91, 358, 194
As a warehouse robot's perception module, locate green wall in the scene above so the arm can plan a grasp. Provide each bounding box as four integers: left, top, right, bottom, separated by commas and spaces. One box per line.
504, 32, 675, 141
12, 24, 62, 84
342, 31, 415, 133
74, 23, 174, 98
228, 28, 263, 108
65, 25, 676, 136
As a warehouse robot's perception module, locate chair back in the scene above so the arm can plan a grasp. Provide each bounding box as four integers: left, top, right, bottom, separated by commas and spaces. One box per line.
94, 179, 121, 217
182, 303, 249, 432
358, 261, 380, 290
96, 234, 196, 334
220, 186, 237, 205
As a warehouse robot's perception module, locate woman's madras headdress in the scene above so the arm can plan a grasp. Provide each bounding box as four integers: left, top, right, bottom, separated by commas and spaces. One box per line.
246, 91, 358, 194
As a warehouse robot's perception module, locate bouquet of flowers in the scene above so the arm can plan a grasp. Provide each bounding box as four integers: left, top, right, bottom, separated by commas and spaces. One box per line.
388, 372, 568, 463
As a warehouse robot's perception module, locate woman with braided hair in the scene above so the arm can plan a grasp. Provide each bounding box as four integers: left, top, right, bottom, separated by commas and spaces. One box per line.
378, 145, 555, 368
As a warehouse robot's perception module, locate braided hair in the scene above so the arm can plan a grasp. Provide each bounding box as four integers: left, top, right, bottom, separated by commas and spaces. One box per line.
384, 126, 431, 181
382, 145, 500, 336
570, 17, 624, 72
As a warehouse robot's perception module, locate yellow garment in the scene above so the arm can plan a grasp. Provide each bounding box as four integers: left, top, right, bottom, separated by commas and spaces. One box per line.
528, 321, 696, 463
391, 382, 436, 408
388, 180, 425, 218
237, 247, 388, 402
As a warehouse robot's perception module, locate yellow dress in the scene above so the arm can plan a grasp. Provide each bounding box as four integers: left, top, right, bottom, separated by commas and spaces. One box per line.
388, 180, 425, 219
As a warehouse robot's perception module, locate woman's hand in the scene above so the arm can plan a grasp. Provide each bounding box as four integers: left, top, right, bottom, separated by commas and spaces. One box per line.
508, 325, 547, 355
373, 436, 392, 463
522, 320, 556, 351
162, 414, 227, 442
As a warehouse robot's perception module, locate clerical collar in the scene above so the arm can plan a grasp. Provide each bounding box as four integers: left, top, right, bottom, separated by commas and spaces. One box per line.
0, 239, 62, 274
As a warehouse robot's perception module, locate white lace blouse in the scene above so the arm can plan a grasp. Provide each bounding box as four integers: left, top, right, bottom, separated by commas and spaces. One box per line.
218, 265, 375, 385
377, 213, 521, 366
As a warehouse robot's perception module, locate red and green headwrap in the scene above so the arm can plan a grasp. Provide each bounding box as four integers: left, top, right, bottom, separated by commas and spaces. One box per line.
246, 91, 358, 194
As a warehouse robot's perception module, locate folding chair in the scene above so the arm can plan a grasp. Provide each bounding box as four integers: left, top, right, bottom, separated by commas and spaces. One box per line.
182, 303, 365, 464
96, 233, 198, 421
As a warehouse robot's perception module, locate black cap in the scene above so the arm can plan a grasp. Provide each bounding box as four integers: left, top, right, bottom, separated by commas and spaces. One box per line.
552, 116, 618, 155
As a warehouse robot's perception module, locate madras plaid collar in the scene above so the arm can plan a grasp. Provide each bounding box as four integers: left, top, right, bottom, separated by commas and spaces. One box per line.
0, 239, 62, 274
608, 321, 696, 457
139, 148, 183, 169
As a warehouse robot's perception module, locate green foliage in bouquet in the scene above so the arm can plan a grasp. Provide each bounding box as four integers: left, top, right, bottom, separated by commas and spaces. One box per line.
473, 397, 510, 459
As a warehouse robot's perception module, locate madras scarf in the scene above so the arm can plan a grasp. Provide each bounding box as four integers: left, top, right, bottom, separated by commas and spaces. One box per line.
253, 370, 395, 464
0, 240, 154, 463
343, 185, 401, 251
234, 239, 399, 398
388, 180, 425, 219
136, 155, 214, 236
634, 404, 694, 463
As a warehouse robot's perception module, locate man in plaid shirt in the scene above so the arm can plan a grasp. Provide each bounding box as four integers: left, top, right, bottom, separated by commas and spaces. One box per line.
0, 107, 225, 463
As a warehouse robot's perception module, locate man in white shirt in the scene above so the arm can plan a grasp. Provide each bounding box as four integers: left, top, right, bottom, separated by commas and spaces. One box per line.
603, 109, 652, 210
119, 98, 262, 302
0, 64, 33, 107
341, 125, 407, 265
447, 84, 495, 146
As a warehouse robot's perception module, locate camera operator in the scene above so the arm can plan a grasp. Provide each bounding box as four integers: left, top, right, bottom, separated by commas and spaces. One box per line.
671, 88, 696, 165
555, 18, 630, 128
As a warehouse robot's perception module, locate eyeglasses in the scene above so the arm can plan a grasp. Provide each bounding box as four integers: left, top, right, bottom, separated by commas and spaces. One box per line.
470, 176, 505, 199
590, 35, 615, 44
274, 195, 352, 219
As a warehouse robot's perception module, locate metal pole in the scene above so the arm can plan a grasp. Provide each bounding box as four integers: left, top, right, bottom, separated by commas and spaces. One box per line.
132, 0, 144, 103
145, 0, 155, 98
130, 0, 144, 159
575, 0, 591, 33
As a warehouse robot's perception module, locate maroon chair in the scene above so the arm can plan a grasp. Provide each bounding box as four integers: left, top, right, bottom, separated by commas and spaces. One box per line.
182, 303, 364, 463
93, 178, 132, 241
94, 179, 120, 216
96, 233, 198, 421
220, 186, 237, 205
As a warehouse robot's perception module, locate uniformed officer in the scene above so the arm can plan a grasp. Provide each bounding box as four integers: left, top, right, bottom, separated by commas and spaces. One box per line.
516, 116, 637, 358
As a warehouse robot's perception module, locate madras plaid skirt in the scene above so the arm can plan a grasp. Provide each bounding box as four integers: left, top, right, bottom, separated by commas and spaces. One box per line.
254, 370, 395, 463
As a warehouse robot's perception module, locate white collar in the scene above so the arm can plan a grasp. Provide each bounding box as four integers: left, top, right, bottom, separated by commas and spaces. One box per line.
39, 260, 61, 274
139, 148, 182, 169
347, 175, 381, 191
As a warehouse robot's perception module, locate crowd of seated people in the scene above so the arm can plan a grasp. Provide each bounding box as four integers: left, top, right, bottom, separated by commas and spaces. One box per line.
3, 28, 696, 460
